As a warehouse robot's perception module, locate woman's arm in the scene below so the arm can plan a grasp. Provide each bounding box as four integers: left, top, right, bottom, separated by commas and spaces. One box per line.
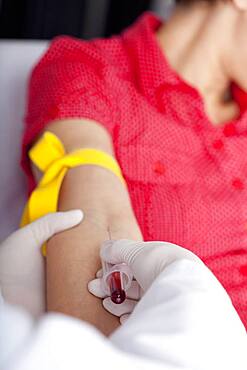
32, 118, 143, 336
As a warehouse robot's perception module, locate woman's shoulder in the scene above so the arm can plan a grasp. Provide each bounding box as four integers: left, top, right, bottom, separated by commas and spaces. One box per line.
32, 33, 131, 82
33, 12, 161, 81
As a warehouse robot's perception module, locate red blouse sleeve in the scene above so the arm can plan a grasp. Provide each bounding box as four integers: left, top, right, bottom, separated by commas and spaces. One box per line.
21, 36, 118, 191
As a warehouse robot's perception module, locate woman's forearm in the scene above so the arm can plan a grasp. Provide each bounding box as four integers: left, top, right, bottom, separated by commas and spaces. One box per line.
39, 119, 142, 335
46, 165, 142, 335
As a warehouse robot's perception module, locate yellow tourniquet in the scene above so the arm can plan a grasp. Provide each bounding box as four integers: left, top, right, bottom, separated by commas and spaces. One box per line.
20, 131, 125, 255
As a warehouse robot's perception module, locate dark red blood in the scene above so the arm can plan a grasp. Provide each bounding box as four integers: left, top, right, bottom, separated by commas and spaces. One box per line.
111, 289, 126, 304
108, 272, 126, 304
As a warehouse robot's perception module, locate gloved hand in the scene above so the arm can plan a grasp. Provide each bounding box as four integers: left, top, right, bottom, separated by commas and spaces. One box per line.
88, 239, 202, 324
0, 210, 83, 317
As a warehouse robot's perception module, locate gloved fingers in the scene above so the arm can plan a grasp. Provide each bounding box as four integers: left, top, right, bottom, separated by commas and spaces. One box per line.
96, 269, 103, 278
120, 314, 130, 325
88, 278, 107, 298
100, 239, 144, 267
28, 210, 83, 246
96, 269, 138, 280
103, 297, 137, 317
101, 240, 201, 268
126, 280, 141, 300
96, 266, 137, 280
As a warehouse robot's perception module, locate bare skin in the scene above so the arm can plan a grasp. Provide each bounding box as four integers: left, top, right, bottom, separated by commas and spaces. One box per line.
157, 0, 247, 124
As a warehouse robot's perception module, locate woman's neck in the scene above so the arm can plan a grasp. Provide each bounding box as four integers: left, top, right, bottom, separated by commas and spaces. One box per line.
156, 2, 235, 94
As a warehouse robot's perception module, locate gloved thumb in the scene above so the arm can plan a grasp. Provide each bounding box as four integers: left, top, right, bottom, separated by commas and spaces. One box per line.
100, 239, 205, 296
100, 239, 144, 267
26, 210, 83, 246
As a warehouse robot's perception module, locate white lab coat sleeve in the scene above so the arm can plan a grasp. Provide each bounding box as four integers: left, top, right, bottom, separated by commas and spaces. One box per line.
111, 259, 247, 370
0, 299, 174, 370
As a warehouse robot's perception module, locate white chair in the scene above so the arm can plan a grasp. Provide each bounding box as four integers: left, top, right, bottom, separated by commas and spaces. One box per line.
0, 41, 48, 241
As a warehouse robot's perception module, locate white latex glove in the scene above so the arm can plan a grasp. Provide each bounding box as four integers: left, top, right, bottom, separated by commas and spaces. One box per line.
0, 210, 83, 318
88, 239, 202, 324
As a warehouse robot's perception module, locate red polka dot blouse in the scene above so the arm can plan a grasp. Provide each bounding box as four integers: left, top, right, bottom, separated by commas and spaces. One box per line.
22, 12, 247, 327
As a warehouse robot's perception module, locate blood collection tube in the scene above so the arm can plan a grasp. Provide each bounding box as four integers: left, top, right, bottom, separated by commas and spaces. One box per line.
101, 261, 133, 304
